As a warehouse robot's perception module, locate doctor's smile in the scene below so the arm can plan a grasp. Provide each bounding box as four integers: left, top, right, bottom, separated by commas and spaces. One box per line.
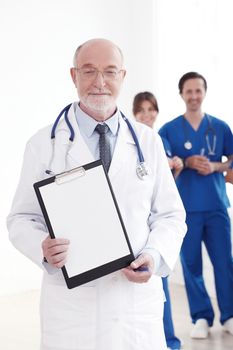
88, 92, 111, 97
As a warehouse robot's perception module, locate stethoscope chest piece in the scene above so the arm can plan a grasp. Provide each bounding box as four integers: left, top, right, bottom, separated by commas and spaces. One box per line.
136, 162, 149, 180
184, 141, 192, 150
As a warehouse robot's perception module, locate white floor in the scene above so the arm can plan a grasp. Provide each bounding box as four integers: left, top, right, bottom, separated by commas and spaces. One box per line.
0, 283, 233, 350
169, 284, 233, 350
0, 290, 40, 349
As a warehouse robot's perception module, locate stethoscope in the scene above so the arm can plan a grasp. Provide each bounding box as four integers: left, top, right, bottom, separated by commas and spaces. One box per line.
46, 104, 149, 180
183, 114, 217, 155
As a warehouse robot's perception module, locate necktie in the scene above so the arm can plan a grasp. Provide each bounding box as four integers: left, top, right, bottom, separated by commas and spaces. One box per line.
95, 123, 111, 172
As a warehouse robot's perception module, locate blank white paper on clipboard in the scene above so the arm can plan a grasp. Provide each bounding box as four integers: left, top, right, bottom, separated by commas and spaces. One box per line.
34, 160, 134, 288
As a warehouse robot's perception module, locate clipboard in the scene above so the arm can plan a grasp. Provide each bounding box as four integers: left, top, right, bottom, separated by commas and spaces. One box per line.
34, 160, 134, 289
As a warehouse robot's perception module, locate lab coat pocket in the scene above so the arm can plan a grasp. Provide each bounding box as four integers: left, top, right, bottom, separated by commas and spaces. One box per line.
134, 275, 163, 318
41, 283, 96, 349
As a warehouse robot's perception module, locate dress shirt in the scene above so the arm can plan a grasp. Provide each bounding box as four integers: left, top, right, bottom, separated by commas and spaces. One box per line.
73, 102, 119, 160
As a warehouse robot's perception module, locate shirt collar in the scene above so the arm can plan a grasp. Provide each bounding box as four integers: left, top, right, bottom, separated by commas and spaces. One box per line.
74, 102, 120, 137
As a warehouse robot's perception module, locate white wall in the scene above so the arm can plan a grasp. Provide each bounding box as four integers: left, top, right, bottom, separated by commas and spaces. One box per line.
155, 0, 233, 130
0, 0, 156, 295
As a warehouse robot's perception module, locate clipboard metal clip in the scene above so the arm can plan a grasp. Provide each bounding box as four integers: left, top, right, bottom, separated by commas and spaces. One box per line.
55, 166, 86, 185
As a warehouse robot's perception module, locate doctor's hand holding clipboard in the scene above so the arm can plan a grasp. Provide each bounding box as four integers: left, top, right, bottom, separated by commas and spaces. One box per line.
42, 235, 152, 283
122, 253, 153, 283
42, 236, 70, 269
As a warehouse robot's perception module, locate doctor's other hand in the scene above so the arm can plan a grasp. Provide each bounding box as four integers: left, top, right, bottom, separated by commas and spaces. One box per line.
42, 236, 70, 268
121, 253, 154, 283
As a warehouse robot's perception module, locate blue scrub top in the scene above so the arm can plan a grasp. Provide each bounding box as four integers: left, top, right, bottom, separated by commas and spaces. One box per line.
159, 114, 233, 212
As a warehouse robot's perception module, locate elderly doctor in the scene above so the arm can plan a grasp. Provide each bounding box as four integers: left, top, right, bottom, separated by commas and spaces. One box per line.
7, 38, 186, 350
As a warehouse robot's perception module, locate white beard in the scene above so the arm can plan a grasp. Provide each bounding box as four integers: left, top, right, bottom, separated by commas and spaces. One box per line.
83, 95, 115, 113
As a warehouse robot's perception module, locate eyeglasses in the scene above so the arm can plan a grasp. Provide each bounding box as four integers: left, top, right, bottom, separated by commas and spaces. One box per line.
74, 67, 125, 81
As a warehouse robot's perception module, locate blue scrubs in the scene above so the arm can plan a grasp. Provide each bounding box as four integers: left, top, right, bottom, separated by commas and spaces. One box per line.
159, 114, 233, 326
162, 278, 181, 349
161, 136, 181, 349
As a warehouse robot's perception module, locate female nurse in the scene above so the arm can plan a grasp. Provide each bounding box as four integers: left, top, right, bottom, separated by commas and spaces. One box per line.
133, 91, 183, 350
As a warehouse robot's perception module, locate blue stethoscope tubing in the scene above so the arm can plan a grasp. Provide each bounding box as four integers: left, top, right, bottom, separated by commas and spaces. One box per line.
47, 104, 148, 179
204, 116, 217, 155
120, 112, 144, 163
51, 103, 74, 141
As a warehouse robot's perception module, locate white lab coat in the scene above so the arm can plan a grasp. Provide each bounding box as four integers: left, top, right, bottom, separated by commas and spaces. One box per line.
7, 104, 186, 350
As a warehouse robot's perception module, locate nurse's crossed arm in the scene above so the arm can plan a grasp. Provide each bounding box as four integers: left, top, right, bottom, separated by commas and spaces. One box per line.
42, 236, 70, 268
185, 155, 233, 176
185, 155, 212, 174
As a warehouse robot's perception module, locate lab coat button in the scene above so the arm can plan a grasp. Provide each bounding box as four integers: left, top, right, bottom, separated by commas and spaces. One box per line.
112, 276, 118, 282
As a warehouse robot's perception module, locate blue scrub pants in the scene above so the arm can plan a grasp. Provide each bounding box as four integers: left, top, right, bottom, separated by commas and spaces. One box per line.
180, 209, 233, 326
163, 277, 181, 349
